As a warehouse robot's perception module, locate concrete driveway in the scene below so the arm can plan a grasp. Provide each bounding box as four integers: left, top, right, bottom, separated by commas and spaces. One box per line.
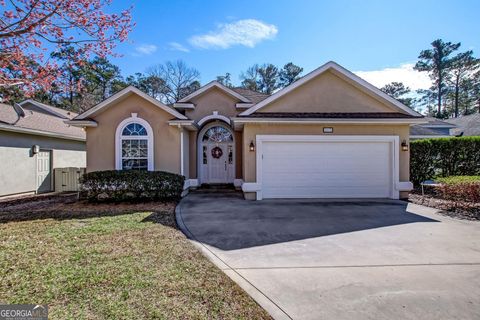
176, 192, 480, 320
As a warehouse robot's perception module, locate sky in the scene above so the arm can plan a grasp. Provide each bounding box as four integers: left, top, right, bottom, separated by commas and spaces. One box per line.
108, 0, 480, 91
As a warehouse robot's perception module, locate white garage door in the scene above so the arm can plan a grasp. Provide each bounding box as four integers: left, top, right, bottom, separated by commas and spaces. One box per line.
261, 139, 392, 198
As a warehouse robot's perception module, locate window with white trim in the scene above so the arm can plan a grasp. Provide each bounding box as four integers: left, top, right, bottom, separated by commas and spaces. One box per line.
120, 123, 149, 170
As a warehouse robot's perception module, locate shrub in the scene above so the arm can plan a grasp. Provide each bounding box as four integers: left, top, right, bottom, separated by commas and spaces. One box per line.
434, 176, 480, 204
436, 176, 480, 184
410, 136, 480, 185
79, 170, 185, 202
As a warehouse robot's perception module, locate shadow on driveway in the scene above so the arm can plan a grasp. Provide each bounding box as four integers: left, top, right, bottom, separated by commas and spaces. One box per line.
178, 192, 439, 251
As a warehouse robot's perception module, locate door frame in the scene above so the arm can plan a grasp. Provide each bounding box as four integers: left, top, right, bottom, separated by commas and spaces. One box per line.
197, 121, 235, 185
35, 149, 53, 193
255, 135, 400, 200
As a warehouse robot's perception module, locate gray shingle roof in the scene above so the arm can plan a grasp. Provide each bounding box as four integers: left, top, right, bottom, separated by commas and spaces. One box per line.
231, 88, 269, 104
20, 100, 78, 119
0, 103, 85, 140
410, 126, 449, 136
445, 113, 480, 136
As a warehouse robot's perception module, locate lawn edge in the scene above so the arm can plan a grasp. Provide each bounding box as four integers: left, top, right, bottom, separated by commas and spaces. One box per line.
175, 199, 291, 320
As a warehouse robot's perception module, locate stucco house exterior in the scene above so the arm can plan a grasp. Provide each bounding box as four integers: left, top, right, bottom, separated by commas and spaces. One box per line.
67, 61, 424, 200
0, 100, 86, 197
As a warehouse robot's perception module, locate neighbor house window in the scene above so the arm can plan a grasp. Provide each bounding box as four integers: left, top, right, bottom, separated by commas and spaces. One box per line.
115, 114, 153, 171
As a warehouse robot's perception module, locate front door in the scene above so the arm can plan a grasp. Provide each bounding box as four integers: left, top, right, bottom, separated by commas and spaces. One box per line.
200, 125, 234, 184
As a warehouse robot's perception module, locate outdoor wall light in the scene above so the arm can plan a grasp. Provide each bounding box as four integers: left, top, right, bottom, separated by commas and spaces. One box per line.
401, 140, 409, 151
32, 145, 40, 154
249, 141, 255, 152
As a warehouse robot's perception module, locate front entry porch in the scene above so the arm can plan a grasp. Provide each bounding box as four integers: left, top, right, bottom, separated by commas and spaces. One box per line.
197, 122, 236, 185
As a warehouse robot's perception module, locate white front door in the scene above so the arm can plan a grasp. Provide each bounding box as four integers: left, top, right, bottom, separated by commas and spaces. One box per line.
200, 125, 235, 184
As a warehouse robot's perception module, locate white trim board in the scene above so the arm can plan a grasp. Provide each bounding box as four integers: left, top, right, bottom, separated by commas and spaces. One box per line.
254, 135, 403, 200
178, 81, 250, 103
240, 61, 422, 117
197, 112, 231, 126
232, 117, 426, 125
76, 86, 187, 120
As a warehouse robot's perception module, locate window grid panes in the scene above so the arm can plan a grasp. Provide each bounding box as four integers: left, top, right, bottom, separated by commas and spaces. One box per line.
202, 126, 233, 143
121, 122, 149, 170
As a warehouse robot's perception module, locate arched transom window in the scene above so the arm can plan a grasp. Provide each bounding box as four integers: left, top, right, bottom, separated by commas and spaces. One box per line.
115, 115, 153, 171
202, 126, 233, 143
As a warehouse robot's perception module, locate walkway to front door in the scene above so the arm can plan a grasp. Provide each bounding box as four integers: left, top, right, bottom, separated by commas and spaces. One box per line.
199, 124, 234, 184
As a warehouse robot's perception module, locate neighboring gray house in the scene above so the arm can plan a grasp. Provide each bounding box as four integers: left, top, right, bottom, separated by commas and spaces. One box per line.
446, 113, 480, 136
410, 117, 456, 139
0, 100, 86, 197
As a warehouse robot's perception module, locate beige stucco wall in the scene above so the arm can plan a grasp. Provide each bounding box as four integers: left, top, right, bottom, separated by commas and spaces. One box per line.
184, 87, 243, 180
242, 123, 411, 199
0, 130, 85, 197
185, 87, 240, 121
259, 70, 396, 113
86, 94, 181, 174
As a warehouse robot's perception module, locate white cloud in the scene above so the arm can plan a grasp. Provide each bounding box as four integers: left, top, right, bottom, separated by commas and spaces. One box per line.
354, 63, 431, 91
189, 19, 278, 49
134, 44, 157, 56
168, 42, 190, 52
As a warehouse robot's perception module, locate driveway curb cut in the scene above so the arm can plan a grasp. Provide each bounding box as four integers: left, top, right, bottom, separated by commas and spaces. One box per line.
175, 200, 292, 320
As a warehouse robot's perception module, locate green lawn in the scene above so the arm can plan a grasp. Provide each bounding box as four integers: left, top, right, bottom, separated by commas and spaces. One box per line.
0, 200, 271, 319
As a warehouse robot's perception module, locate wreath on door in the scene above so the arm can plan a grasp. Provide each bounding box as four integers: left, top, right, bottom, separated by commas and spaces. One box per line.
211, 147, 223, 159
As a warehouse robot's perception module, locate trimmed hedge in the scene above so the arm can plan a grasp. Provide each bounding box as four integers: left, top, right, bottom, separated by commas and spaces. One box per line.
79, 170, 185, 202
410, 136, 480, 185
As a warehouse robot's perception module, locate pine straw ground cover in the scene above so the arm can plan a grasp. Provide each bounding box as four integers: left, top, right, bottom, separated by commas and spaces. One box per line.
0, 195, 270, 319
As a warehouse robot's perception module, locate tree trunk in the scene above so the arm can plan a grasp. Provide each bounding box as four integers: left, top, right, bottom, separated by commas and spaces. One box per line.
437, 72, 442, 116
454, 75, 460, 117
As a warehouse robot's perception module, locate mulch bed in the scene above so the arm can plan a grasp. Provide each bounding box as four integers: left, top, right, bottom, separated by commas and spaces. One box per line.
0, 193, 175, 224
409, 193, 480, 221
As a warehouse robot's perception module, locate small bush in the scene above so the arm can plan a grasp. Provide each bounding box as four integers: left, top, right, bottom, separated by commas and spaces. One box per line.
436, 176, 480, 184
80, 170, 185, 202
434, 176, 480, 204
410, 136, 480, 185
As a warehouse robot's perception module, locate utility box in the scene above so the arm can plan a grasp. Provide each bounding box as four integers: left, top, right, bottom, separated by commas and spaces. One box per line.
54, 167, 86, 192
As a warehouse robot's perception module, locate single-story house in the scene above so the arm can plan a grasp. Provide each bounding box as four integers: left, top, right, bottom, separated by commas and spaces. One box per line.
67, 61, 425, 200
410, 117, 456, 139
446, 113, 480, 136
0, 100, 86, 197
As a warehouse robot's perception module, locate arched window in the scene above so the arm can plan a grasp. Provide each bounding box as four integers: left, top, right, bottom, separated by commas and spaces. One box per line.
115, 114, 153, 171
202, 126, 233, 143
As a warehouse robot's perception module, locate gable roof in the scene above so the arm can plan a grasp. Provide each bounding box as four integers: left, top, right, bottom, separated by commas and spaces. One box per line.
74, 86, 187, 120
0, 103, 85, 141
446, 113, 480, 136
240, 61, 422, 117
231, 87, 270, 104
178, 81, 251, 103
410, 125, 452, 138
19, 99, 77, 119
422, 117, 457, 128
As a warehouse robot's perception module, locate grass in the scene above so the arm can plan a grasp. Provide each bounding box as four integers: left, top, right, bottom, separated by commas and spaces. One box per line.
436, 175, 480, 184
0, 199, 271, 319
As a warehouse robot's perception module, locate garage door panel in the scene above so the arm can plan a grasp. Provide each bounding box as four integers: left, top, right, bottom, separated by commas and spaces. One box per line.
261, 140, 392, 199
264, 186, 390, 198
